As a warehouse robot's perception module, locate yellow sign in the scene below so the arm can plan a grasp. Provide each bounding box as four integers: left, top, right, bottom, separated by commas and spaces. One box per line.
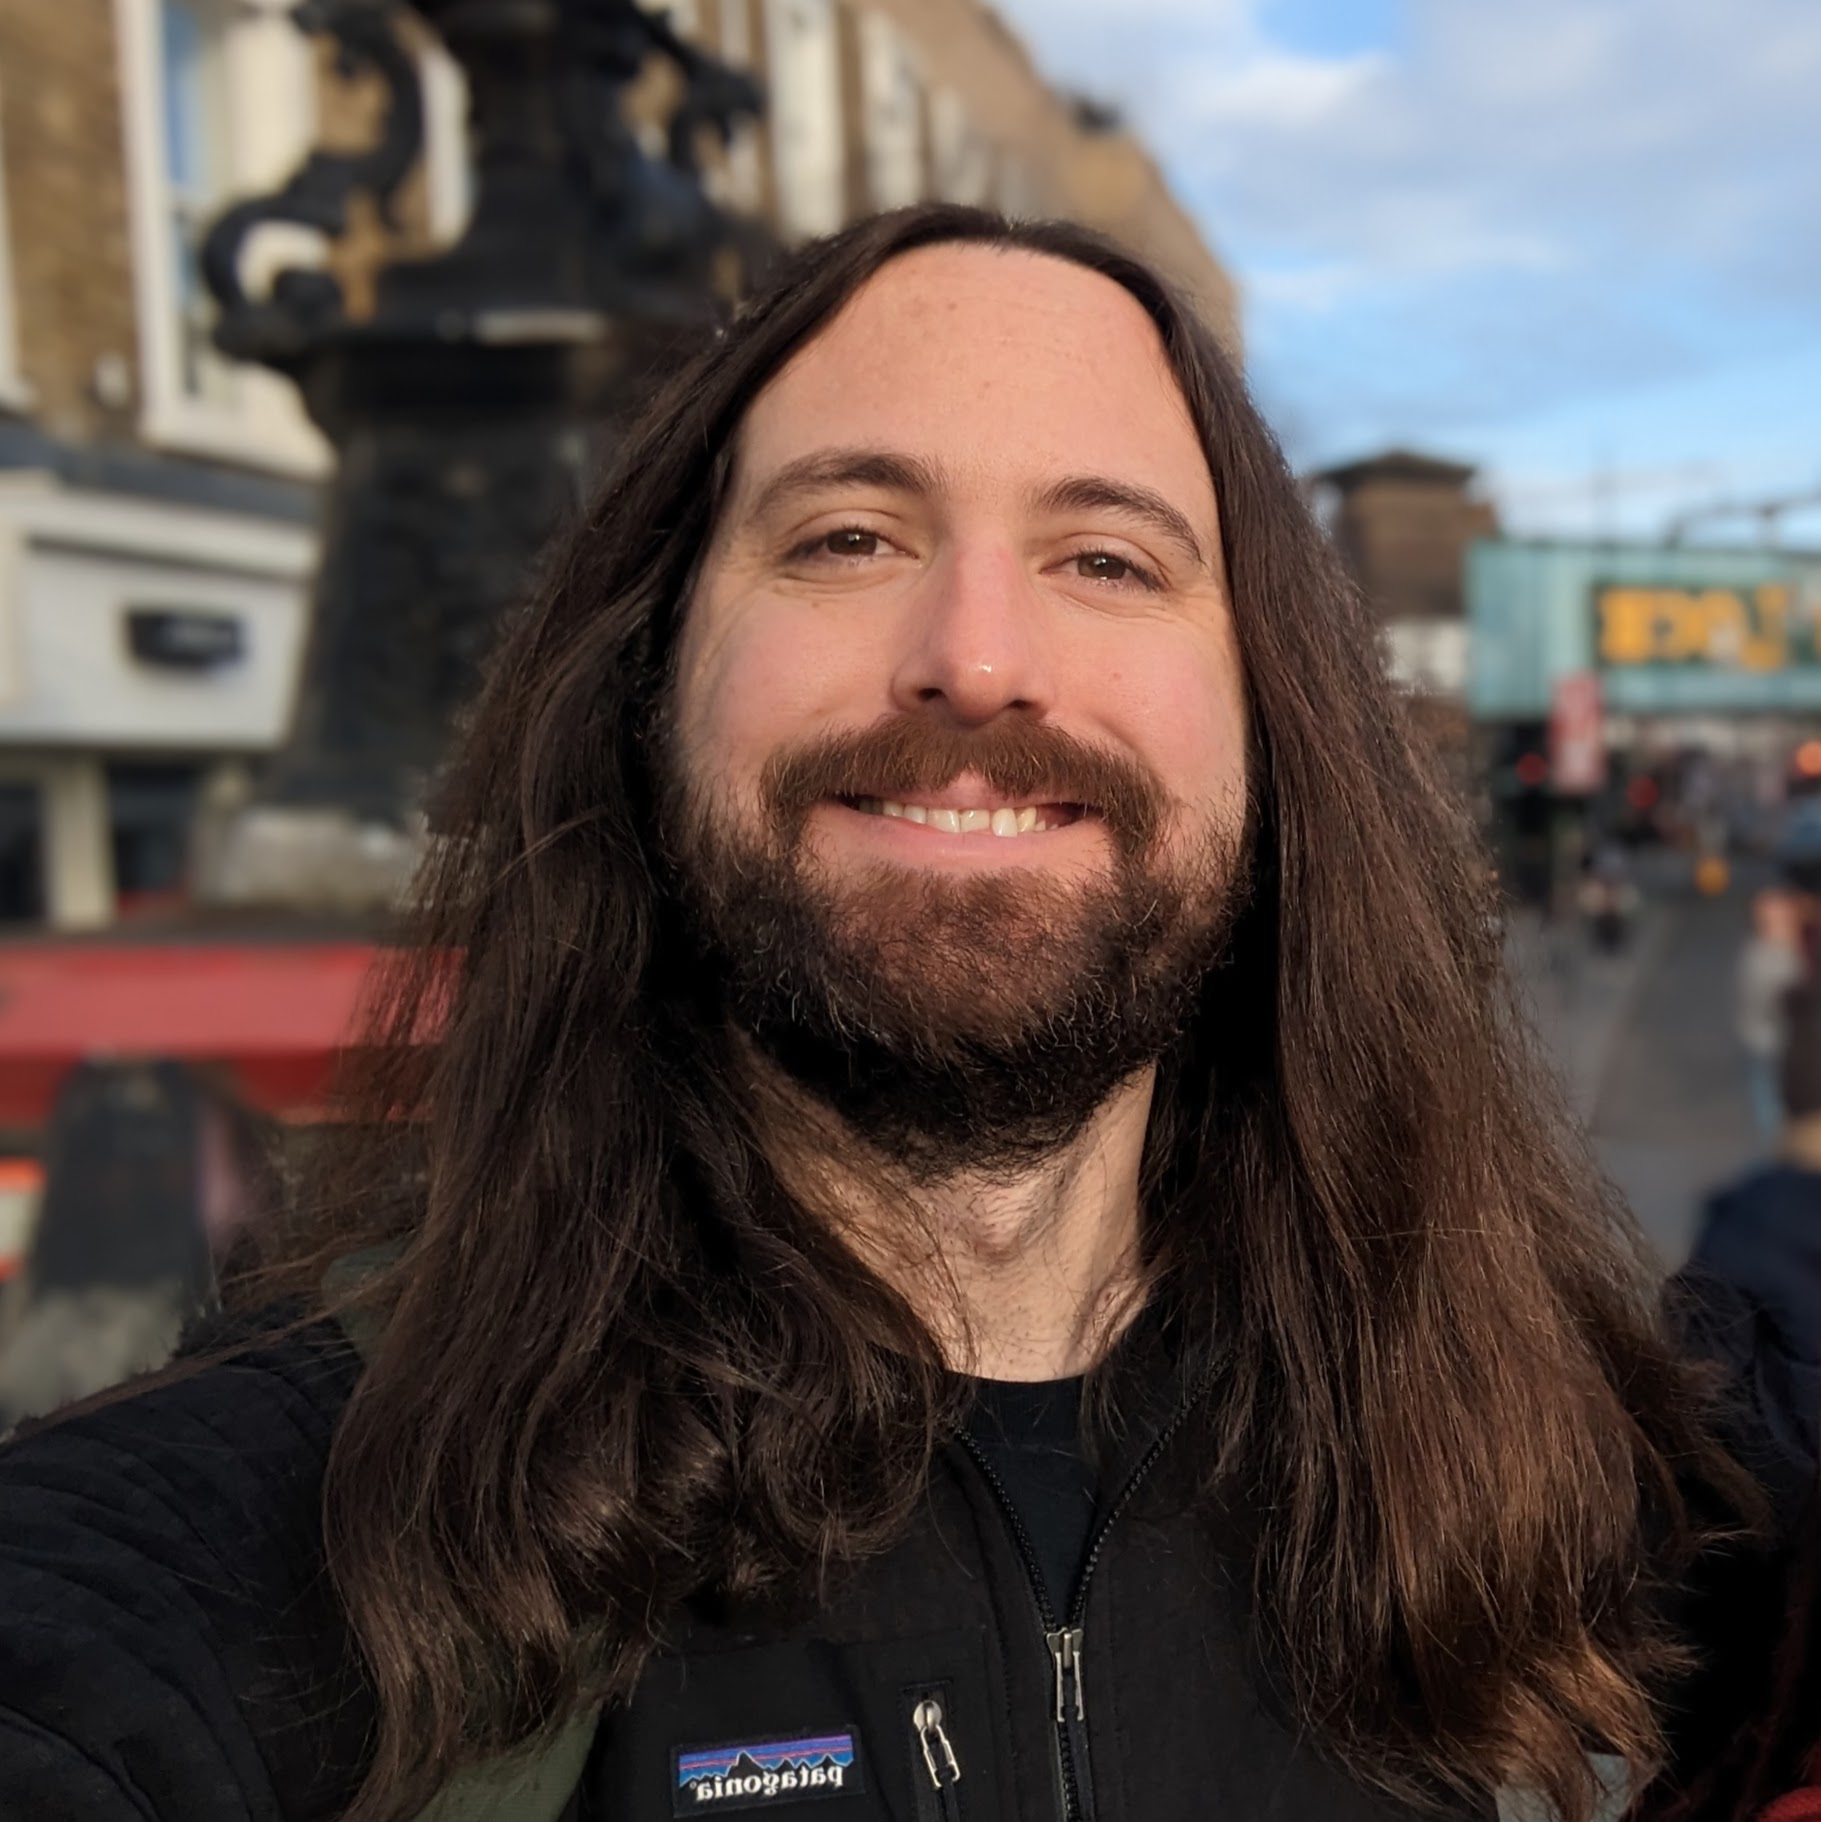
1596, 583, 1806, 671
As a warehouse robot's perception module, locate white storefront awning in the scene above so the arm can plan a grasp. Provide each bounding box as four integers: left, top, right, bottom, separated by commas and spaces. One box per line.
0, 472, 314, 753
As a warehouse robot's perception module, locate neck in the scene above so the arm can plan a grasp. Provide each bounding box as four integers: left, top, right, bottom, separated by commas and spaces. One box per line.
756, 1063, 1156, 1381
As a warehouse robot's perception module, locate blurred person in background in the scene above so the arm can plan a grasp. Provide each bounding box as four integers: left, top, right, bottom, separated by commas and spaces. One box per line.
0, 1060, 273, 1430
1738, 887, 1811, 1136
1581, 835, 1640, 955
1695, 983, 1821, 1367
1779, 772, 1821, 898
1653, 988, 1821, 1822
0, 206, 1808, 1822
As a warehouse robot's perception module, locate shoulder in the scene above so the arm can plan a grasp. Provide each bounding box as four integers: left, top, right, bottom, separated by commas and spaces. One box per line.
1668, 1262, 1819, 1539
1689, 1178, 1821, 1381
1702, 1166, 1821, 1223
0, 1312, 372, 1822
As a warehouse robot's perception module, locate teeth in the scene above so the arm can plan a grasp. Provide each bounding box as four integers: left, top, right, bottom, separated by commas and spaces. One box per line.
861, 799, 1067, 836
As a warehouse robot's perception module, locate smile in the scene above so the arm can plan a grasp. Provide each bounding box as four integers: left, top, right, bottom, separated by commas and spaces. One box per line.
839, 796, 1086, 837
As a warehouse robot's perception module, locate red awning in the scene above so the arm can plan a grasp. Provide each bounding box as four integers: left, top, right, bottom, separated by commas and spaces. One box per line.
0, 941, 384, 1127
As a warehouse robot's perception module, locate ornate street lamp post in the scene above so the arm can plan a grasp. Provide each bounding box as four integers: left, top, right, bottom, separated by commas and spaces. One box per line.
198, 0, 760, 901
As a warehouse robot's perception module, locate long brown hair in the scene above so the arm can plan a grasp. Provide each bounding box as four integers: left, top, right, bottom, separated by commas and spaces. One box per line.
278, 206, 1747, 1822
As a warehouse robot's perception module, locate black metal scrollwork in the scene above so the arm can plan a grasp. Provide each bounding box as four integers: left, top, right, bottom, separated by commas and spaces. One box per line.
202, 0, 765, 371
201, 0, 423, 367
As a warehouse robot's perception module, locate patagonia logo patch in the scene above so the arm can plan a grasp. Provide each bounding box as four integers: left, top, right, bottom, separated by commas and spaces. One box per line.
673, 1729, 862, 1811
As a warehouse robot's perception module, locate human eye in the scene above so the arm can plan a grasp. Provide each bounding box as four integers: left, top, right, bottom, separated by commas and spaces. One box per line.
1068, 547, 1163, 591
787, 524, 890, 564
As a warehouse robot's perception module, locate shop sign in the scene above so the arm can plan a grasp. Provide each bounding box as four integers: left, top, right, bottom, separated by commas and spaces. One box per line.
1595, 581, 1821, 672
1548, 671, 1606, 795
124, 608, 246, 672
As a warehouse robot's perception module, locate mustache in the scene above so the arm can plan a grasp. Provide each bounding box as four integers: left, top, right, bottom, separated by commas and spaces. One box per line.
761, 716, 1167, 853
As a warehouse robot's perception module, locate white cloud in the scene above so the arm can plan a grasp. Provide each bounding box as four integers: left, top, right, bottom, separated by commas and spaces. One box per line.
991, 0, 1821, 486
1174, 0, 1821, 293
1185, 48, 1387, 129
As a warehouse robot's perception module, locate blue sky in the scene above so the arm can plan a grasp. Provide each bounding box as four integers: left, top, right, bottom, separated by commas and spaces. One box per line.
991, 0, 1821, 546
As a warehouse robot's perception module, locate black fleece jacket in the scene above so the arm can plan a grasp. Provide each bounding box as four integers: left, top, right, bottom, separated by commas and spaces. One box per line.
0, 1275, 1811, 1822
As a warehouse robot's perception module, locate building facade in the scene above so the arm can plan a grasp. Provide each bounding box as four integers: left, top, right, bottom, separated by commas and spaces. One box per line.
0, 0, 1236, 931
1308, 449, 1500, 701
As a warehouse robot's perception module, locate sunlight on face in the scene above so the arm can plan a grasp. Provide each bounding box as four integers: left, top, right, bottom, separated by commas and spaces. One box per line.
674, 241, 1251, 913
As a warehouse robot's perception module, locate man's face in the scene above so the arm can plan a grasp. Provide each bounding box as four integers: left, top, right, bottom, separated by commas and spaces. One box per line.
667, 245, 1252, 1166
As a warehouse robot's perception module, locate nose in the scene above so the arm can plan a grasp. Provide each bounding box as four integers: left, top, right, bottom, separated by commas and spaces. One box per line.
888, 543, 1057, 726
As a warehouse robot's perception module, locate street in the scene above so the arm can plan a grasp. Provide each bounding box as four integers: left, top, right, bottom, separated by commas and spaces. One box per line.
1510, 860, 1764, 1269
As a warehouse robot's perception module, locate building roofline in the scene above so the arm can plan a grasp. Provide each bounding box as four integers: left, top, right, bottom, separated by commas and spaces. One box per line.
1473, 533, 1821, 561
1310, 448, 1481, 488
0, 420, 320, 526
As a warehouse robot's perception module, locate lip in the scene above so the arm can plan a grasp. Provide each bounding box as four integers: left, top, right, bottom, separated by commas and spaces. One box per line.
809, 798, 1106, 869
832, 771, 1094, 819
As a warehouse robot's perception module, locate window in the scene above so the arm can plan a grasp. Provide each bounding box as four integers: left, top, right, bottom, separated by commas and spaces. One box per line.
160, 0, 236, 408
763, 0, 844, 240
115, 0, 328, 472
711, 0, 764, 212
859, 12, 922, 211
637, 0, 700, 31
0, 784, 43, 925
929, 88, 993, 207
994, 155, 1045, 221
0, 82, 30, 410
109, 762, 204, 911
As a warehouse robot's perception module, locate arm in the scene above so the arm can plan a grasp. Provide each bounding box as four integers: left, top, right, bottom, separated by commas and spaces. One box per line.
0, 1323, 368, 1822
1670, 1248, 1820, 1521
1649, 1262, 1821, 1819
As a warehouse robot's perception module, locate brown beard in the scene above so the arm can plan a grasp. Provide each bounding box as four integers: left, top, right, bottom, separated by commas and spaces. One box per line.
663, 715, 1252, 1179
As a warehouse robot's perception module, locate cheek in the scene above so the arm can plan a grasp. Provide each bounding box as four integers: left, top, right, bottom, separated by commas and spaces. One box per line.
674, 596, 891, 809
1076, 631, 1249, 819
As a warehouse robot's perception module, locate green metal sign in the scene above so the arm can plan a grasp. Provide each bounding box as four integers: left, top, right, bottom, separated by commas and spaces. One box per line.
1468, 539, 1821, 718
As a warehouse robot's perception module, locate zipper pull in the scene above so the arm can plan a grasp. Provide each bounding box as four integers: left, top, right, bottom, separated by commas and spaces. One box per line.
1046, 1626, 1086, 1724
913, 1696, 962, 1789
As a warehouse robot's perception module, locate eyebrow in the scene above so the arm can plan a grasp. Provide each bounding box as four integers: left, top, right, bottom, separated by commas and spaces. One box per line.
743, 448, 945, 525
1030, 475, 1209, 570
740, 444, 1210, 571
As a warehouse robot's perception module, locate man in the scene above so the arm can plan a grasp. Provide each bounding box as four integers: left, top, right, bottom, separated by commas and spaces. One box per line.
1699, 980, 1821, 1365
0, 1060, 271, 1429
0, 206, 1799, 1822
1735, 887, 1809, 1138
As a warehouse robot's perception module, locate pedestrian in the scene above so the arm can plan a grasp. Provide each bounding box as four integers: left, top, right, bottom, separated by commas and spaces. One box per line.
1738, 887, 1810, 1136
0, 206, 1804, 1822
1581, 836, 1639, 955
1692, 984, 1821, 1368
0, 1060, 274, 1429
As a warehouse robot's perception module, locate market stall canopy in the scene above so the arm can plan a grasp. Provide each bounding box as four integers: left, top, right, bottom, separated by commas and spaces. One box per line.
0, 941, 382, 1128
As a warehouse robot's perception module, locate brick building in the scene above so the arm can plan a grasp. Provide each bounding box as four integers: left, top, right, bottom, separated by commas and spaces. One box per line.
0, 0, 1236, 931
1308, 449, 1499, 700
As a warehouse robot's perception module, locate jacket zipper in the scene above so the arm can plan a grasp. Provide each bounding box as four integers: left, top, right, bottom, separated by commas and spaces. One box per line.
909, 1686, 964, 1822
955, 1382, 1211, 1822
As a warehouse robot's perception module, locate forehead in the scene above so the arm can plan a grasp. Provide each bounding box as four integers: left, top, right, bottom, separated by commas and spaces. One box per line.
729, 244, 1215, 512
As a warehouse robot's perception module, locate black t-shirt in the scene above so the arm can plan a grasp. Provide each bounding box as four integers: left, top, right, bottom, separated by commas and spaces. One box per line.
964, 1374, 1096, 1618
